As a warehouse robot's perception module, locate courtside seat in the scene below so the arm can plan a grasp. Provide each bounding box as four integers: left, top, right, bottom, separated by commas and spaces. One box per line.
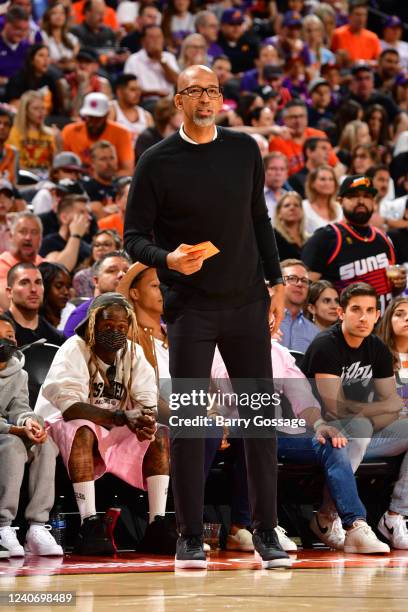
21, 341, 60, 406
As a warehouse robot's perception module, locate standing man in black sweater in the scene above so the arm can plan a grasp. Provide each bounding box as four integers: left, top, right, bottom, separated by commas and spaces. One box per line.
124, 65, 290, 570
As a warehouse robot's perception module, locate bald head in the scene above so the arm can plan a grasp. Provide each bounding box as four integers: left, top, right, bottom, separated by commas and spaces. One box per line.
177, 65, 219, 92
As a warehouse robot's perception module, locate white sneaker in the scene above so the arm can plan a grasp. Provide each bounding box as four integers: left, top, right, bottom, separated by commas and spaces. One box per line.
0, 526, 24, 557
344, 520, 390, 554
378, 512, 408, 550
275, 526, 298, 552
226, 528, 254, 552
24, 525, 63, 556
310, 513, 345, 550
0, 544, 10, 559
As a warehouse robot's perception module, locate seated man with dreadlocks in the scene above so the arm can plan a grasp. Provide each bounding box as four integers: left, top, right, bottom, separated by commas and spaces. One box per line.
35, 293, 174, 555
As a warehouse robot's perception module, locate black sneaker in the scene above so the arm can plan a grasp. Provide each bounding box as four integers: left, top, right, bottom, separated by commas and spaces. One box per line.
73, 515, 115, 556
175, 535, 207, 569
0, 543, 10, 559
253, 529, 293, 569
138, 515, 178, 556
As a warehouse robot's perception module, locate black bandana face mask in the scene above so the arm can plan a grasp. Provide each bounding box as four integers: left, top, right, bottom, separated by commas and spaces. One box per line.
0, 338, 18, 362
95, 329, 127, 352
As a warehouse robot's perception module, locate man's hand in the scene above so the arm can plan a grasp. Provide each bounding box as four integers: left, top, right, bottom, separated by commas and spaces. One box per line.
272, 126, 292, 140
315, 423, 347, 448
124, 408, 157, 441
390, 266, 407, 293
13, 418, 48, 444
269, 283, 285, 334
167, 244, 206, 275
69, 212, 90, 238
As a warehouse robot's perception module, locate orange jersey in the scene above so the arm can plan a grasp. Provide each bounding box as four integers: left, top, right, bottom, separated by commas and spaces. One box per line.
331, 25, 381, 61
268, 127, 339, 175
72, 1, 118, 29
0, 144, 18, 184
98, 212, 124, 238
61, 120, 134, 171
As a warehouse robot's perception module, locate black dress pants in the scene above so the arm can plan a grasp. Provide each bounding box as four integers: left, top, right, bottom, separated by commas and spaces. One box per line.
167, 299, 278, 537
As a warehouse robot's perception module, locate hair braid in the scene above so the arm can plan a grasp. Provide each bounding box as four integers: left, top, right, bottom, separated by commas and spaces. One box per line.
84, 303, 141, 408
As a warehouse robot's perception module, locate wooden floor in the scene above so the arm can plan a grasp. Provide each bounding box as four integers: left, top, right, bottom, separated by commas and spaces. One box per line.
1, 550, 408, 611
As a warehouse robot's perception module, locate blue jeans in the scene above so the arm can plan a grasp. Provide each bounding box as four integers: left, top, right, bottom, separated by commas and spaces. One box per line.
364, 419, 408, 516
278, 434, 366, 527
205, 430, 367, 528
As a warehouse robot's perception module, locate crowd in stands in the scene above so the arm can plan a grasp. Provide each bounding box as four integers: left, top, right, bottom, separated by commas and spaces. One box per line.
1, 0, 408, 559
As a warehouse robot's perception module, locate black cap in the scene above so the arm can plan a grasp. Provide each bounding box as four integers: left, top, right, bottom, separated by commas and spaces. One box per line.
77, 47, 99, 63
338, 175, 377, 198
75, 292, 132, 338
263, 65, 283, 80
260, 86, 279, 101
351, 63, 373, 76
56, 179, 87, 196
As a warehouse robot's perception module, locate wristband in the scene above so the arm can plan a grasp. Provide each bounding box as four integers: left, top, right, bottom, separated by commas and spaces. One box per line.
71, 233, 82, 240
313, 418, 326, 432
113, 409, 127, 427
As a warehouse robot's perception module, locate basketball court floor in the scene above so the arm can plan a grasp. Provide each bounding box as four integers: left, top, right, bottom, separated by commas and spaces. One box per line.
1, 549, 408, 611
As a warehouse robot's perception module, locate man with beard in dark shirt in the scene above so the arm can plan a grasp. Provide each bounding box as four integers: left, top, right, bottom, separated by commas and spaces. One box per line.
302, 175, 406, 314
347, 63, 400, 122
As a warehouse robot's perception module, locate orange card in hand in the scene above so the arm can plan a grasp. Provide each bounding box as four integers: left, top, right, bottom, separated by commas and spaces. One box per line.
184, 241, 220, 261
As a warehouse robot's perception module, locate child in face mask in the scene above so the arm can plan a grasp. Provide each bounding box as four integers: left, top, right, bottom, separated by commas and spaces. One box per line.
0, 314, 62, 558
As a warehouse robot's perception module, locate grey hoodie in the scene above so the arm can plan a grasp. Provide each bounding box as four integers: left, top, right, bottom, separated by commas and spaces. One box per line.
0, 351, 43, 434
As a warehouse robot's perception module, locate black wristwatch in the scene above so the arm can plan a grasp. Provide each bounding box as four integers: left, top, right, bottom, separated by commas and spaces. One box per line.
71, 233, 82, 240
113, 409, 127, 426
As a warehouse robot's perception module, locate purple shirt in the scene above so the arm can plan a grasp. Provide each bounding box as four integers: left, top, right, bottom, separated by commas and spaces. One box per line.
207, 41, 224, 62
240, 68, 259, 92
63, 299, 91, 339
0, 34, 31, 78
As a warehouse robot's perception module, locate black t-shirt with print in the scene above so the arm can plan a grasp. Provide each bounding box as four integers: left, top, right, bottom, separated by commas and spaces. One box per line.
301, 322, 394, 404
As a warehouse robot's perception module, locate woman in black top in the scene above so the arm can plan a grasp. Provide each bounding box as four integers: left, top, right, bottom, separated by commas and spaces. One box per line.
273, 191, 309, 260
5, 44, 64, 115
38, 262, 72, 330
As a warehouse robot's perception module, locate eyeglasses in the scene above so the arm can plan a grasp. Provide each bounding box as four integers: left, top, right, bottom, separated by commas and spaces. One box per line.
284, 275, 311, 287
285, 114, 306, 120
178, 86, 223, 99
94, 241, 115, 249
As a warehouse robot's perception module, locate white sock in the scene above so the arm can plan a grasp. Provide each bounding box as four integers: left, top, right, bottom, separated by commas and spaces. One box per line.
146, 475, 169, 524
73, 481, 96, 522
385, 511, 401, 521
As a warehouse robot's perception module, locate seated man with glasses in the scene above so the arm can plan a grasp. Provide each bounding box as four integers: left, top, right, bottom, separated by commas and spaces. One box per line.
278, 259, 320, 353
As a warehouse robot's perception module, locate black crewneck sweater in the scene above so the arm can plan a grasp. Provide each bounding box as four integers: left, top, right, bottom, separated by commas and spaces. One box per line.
124, 127, 282, 311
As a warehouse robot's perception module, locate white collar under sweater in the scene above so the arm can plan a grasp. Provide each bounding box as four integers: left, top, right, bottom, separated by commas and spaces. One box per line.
179, 123, 218, 144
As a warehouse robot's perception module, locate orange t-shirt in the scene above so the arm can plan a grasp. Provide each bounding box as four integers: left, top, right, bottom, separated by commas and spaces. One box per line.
72, 1, 118, 29
268, 127, 339, 175
61, 120, 134, 171
331, 25, 381, 61
98, 212, 124, 238
0, 144, 18, 185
